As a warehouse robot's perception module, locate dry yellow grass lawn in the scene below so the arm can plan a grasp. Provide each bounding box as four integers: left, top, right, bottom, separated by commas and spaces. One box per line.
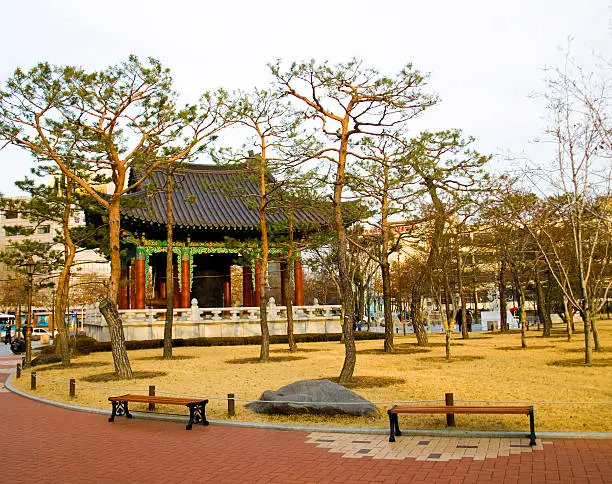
11, 321, 612, 433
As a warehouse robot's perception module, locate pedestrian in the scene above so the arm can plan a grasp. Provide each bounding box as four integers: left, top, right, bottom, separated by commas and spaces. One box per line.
466, 310, 473, 332
5, 324, 11, 345
455, 309, 463, 332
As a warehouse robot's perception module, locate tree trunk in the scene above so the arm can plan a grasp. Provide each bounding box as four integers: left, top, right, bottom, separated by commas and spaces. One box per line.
283, 260, 297, 352
365, 288, 372, 330
456, 244, 468, 340
284, 213, 297, 352
442, 280, 451, 360
103, 197, 133, 378
336, 133, 356, 385
163, 173, 174, 359
381, 259, 394, 353
443, 271, 453, 330
534, 263, 551, 336
499, 259, 508, 332
591, 318, 600, 351
380, 181, 394, 352
54, 178, 76, 366
519, 305, 527, 348
99, 298, 133, 378
409, 285, 428, 345
582, 308, 592, 364
511, 265, 527, 348
258, 156, 270, 363
562, 294, 572, 342
409, 178, 446, 346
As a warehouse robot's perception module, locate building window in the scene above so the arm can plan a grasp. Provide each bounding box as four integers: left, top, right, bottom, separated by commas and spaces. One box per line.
4, 211, 18, 219
73, 217, 80, 224
37, 225, 51, 234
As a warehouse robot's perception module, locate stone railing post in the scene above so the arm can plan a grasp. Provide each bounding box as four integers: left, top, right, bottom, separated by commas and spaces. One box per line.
267, 297, 278, 320
191, 298, 200, 322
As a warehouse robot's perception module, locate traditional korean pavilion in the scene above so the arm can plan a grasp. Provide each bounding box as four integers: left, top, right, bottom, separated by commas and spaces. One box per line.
116, 163, 326, 310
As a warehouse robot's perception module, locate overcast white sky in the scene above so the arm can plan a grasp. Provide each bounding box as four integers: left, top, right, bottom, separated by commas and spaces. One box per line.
1, 0, 610, 196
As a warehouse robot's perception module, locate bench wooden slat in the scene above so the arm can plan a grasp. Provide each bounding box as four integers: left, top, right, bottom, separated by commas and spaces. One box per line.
109, 394, 204, 405
390, 405, 532, 415
108, 394, 209, 430
388, 404, 536, 446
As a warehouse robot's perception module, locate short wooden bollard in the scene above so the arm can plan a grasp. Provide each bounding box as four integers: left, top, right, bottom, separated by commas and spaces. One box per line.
149, 385, 156, 410
228, 393, 235, 417
31, 372, 36, 390
445, 392, 455, 426
69, 378, 76, 397
16, 363, 21, 379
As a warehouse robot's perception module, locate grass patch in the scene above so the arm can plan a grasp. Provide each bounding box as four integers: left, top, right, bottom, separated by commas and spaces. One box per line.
327, 376, 405, 389
417, 355, 485, 363
548, 358, 612, 367
82, 371, 167, 383
33, 361, 110, 372
227, 356, 308, 364
135, 355, 197, 361
358, 347, 432, 355
565, 347, 610, 354
495, 345, 556, 351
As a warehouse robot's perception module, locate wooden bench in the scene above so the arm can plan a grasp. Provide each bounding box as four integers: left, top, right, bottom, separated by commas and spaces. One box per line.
108, 394, 209, 430
388, 405, 536, 446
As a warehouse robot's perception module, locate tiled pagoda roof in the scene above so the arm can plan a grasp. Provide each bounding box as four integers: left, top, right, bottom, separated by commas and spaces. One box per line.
120, 163, 326, 232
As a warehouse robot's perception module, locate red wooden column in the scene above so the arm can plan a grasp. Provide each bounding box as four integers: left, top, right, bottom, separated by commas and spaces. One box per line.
280, 262, 286, 306
242, 265, 253, 306
254, 261, 262, 306
135, 247, 146, 309
159, 277, 167, 299
223, 277, 231, 307
180, 249, 191, 308
173, 262, 180, 308
294, 259, 304, 306
129, 260, 136, 309
118, 263, 129, 309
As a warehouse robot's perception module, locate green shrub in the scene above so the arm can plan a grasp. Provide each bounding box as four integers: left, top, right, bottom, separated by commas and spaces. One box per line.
31, 353, 63, 366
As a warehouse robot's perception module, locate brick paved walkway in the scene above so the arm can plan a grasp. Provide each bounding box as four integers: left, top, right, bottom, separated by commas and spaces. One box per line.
1, 357, 611, 483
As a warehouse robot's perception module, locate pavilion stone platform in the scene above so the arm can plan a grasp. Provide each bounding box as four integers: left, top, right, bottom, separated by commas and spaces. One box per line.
84, 299, 342, 342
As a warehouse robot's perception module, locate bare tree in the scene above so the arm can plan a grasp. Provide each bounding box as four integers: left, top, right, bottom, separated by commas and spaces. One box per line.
519, 55, 611, 363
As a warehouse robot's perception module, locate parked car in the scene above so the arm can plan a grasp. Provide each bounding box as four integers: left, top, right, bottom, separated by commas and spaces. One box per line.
31, 327, 51, 341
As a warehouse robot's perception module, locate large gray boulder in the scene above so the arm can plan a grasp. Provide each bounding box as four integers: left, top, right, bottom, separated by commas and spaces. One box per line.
245, 379, 377, 416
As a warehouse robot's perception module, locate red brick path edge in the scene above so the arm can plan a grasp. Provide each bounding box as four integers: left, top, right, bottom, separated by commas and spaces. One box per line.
1, 365, 611, 483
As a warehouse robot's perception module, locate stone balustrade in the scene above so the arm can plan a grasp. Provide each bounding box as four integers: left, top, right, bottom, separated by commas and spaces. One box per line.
84, 299, 342, 342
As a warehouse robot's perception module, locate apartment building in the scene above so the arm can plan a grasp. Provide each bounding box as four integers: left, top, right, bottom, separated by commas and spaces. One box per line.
0, 196, 110, 319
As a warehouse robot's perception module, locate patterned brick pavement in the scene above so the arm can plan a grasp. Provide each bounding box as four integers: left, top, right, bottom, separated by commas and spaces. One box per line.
1, 356, 611, 483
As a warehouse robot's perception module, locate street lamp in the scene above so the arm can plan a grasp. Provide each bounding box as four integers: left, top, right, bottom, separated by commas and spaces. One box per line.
22, 257, 35, 368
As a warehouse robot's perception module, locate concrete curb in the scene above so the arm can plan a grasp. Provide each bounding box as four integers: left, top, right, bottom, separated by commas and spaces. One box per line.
5, 370, 612, 440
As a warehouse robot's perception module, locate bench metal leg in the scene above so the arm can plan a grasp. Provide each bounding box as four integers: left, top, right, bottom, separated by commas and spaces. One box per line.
109, 401, 132, 422
394, 413, 402, 438
109, 401, 117, 422
187, 406, 195, 430
186, 400, 209, 430
529, 406, 536, 446
388, 410, 402, 442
